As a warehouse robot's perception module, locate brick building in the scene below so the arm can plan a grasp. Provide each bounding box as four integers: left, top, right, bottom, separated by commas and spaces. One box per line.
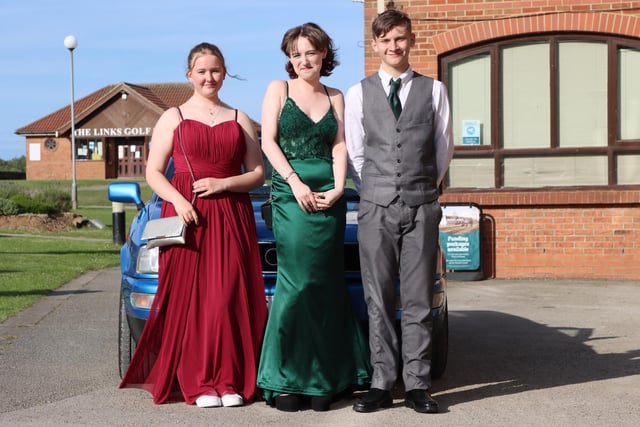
16, 82, 193, 181
361, 0, 640, 279
14, 1, 640, 280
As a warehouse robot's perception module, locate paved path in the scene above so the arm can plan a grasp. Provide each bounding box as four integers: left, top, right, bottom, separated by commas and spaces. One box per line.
0, 232, 111, 242
1, 269, 639, 426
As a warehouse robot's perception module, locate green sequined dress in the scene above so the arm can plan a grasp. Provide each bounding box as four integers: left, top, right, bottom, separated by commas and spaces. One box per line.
257, 84, 371, 401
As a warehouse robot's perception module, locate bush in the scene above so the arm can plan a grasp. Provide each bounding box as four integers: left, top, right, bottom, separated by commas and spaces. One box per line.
0, 182, 23, 199
9, 194, 58, 214
34, 189, 71, 212
0, 198, 20, 215
0, 186, 71, 215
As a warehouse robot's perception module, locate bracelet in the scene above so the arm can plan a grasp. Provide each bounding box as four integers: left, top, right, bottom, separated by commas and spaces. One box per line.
284, 170, 298, 181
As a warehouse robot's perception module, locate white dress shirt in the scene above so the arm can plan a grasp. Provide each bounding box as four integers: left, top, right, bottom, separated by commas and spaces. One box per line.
345, 66, 454, 192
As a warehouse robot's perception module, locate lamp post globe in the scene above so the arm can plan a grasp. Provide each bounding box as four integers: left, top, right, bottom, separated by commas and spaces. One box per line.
64, 35, 78, 209
64, 35, 78, 51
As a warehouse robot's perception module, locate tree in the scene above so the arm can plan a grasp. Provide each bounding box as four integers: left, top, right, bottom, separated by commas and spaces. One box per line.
0, 156, 26, 173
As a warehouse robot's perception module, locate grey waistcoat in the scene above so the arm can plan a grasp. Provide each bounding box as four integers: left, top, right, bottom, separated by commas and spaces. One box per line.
360, 72, 438, 207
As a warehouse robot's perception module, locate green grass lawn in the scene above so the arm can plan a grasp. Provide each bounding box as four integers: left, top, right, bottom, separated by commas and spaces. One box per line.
0, 179, 142, 324
0, 236, 121, 324
0, 177, 353, 325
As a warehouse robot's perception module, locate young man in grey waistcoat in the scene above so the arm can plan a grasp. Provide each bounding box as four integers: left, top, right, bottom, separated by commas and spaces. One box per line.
345, 8, 453, 414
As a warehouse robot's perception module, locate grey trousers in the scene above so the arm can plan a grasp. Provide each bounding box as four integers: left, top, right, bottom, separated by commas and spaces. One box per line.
357, 197, 442, 391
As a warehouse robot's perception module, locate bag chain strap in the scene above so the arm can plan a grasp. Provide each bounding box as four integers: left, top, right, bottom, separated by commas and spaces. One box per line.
176, 119, 197, 205
151, 111, 198, 217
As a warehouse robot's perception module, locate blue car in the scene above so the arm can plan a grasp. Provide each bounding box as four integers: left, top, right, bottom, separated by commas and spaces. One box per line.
108, 161, 448, 380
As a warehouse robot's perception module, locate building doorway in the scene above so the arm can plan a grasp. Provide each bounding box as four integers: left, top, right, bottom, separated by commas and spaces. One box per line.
104, 137, 147, 178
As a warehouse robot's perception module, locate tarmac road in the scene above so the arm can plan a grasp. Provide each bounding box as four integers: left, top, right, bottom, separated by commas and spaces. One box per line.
1, 267, 639, 427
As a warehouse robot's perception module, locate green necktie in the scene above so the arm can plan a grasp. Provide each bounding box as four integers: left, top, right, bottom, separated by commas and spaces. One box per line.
388, 78, 402, 119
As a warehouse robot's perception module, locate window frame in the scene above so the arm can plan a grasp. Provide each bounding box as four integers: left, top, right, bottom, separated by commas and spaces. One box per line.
440, 33, 640, 190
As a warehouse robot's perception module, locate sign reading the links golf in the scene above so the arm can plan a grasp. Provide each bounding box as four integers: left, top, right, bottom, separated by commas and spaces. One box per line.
439, 204, 481, 271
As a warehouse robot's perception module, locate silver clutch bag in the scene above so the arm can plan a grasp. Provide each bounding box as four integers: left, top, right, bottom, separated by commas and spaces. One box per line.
141, 216, 186, 249
140, 111, 194, 250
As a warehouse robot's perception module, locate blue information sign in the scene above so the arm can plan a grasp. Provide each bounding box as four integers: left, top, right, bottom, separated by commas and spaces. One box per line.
439, 203, 482, 273
461, 120, 481, 145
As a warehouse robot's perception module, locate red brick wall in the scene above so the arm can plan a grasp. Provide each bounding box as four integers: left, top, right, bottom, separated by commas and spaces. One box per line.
441, 191, 640, 279
26, 138, 71, 181
76, 161, 105, 180
26, 137, 105, 181
362, 1, 640, 279
364, 1, 640, 78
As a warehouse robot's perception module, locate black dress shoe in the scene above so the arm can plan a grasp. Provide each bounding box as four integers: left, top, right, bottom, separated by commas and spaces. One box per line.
404, 389, 439, 414
274, 394, 300, 412
311, 395, 333, 412
353, 388, 392, 413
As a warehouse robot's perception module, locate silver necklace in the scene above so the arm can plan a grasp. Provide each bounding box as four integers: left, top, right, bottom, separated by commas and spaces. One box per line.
208, 107, 221, 125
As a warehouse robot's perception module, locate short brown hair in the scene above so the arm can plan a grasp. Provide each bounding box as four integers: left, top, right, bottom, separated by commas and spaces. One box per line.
372, 8, 412, 39
280, 22, 339, 79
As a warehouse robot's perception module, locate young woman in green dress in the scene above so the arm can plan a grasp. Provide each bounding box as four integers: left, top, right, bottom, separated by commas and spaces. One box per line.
257, 22, 371, 412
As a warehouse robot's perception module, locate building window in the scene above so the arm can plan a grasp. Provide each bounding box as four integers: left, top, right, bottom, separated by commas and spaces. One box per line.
76, 138, 103, 160
442, 34, 640, 189
45, 138, 57, 151
619, 47, 640, 141
558, 41, 608, 148
450, 53, 492, 148
502, 42, 550, 149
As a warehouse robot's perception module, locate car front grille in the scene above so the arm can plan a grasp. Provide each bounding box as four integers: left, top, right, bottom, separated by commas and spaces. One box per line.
259, 243, 278, 272
259, 242, 361, 273
344, 243, 360, 272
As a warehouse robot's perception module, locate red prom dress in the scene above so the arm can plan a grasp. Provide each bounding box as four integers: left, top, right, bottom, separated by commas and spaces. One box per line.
120, 109, 267, 405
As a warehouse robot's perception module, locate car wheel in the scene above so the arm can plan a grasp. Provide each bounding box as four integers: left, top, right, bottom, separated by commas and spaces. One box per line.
118, 291, 135, 379
430, 303, 449, 380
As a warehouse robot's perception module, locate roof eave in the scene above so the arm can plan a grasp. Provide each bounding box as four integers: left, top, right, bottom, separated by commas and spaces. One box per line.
14, 131, 59, 137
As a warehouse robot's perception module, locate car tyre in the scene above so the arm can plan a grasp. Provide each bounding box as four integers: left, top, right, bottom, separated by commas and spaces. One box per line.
430, 303, 449, 380
118, 291, 135, 379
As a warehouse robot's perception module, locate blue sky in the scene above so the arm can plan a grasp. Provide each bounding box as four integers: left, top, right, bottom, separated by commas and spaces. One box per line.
0, 0, 366, 160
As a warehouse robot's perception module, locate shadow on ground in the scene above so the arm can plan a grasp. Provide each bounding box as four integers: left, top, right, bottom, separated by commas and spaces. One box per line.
432, 310, 639, 410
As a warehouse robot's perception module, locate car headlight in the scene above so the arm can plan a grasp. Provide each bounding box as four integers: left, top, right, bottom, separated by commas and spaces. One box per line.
131, 292, 155, 310
136, 245, 159, 274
